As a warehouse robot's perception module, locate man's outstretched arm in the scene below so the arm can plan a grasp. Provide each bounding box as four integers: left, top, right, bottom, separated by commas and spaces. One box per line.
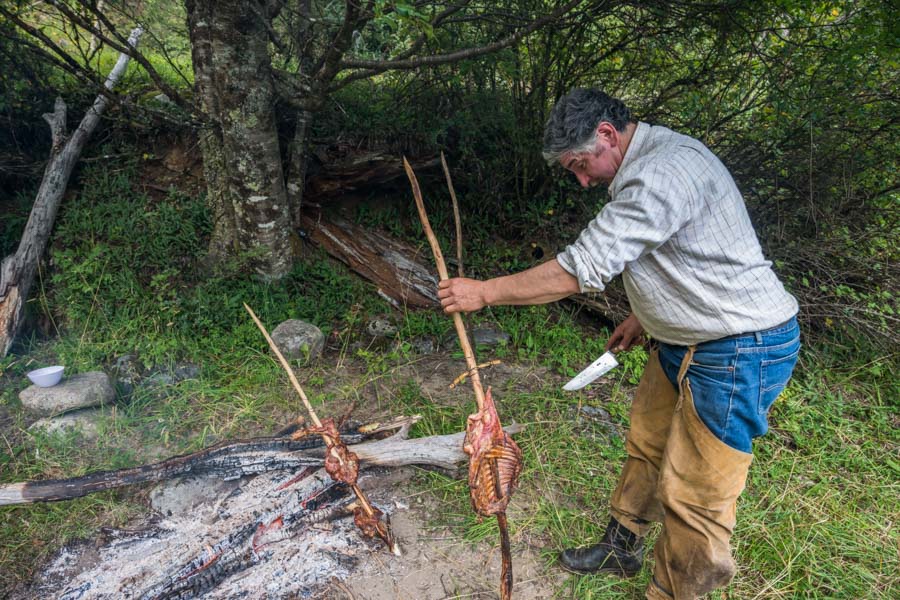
437, 258, 580, 314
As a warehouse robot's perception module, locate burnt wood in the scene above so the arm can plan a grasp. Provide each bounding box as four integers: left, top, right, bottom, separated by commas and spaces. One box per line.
0, 422, 523, 506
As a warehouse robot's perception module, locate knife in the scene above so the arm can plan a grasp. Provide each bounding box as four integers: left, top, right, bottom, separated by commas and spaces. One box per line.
563, 350, 619, 391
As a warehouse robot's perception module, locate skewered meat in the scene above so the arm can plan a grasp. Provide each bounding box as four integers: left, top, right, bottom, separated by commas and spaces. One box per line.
404, 157, 520, 596
246, 303, 398, 555
292, 419, 359, 485
291, 419, 398, 552
463, 387, 523, 516
354, 504, 387, 538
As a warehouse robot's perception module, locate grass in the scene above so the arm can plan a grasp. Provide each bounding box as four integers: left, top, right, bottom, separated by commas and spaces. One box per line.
381, 344, 898, 599
0, 155, 897, 598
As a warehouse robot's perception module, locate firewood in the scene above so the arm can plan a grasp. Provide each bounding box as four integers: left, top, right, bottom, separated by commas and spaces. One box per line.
0, 421, 523, 506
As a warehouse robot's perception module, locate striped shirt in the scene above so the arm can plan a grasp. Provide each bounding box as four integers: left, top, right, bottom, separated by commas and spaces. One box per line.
556, 122, 798, 345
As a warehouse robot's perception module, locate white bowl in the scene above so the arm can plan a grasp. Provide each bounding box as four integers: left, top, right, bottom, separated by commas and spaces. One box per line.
27, 366, 65, 387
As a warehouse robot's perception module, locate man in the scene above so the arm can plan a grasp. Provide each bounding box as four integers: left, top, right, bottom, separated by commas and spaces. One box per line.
438, 88, 800, 599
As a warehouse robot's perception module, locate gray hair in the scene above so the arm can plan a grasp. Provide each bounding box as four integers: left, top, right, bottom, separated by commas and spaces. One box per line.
542, 89, 632, 165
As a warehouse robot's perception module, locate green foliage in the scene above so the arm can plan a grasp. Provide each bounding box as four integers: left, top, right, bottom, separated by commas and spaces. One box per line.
1, 1, 898, 596
45, 151, 388, 369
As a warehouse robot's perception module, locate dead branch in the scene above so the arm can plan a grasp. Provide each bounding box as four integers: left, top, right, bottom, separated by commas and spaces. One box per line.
0, 28, 142, 357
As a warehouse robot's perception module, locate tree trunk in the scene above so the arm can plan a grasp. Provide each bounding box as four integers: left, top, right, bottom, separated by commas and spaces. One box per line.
186, 0, 293, 280
198, 125, 236, 263
287, 109, 312, 228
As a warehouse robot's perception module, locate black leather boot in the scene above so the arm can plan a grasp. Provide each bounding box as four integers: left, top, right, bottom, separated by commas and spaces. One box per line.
559, 518, 643, 576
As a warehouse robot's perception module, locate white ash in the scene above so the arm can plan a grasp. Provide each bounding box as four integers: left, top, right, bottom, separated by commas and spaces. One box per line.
27, 468, 397, 599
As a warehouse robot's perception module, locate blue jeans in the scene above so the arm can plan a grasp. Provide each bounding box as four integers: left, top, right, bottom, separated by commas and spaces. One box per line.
657, 317, 801, 453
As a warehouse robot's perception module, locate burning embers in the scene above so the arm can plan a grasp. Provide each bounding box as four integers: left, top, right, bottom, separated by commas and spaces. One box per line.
30, 460, 385, 599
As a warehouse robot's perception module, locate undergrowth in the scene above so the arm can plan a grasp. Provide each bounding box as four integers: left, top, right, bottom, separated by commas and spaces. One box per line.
0, 154, 896, 598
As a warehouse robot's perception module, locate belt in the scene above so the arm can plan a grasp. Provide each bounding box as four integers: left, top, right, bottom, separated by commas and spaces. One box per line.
714, 317, 796, 343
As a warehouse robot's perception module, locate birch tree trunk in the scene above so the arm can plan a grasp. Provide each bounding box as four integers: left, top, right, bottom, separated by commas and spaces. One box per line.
0, 28, 142, 357
186, 0, 293, 280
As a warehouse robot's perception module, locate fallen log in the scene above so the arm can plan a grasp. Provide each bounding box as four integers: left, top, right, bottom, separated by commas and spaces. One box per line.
564, 283, 631, 328
298, 208, 632, 325
0, 420, 524, 506
305, 148, 440, 200
299, 210, 440, 308
0, 28, 143, 357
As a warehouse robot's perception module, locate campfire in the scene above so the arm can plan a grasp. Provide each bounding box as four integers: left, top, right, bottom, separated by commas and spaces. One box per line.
46, 468, 371, 599
12, 418, 523, 599
6, 156, 528, 600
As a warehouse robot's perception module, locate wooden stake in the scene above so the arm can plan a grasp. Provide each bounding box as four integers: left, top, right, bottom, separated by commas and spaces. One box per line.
243, 303, 323, 428
403, 158, 486, 411
440, 151, 465, 278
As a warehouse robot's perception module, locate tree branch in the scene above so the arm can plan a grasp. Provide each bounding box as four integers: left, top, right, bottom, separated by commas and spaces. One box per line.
337, 0, 581, 72
312, 0, 375, 89
46, 0, 198, 117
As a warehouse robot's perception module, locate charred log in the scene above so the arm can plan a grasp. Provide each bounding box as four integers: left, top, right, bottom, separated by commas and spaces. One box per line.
0, 421, 524, 506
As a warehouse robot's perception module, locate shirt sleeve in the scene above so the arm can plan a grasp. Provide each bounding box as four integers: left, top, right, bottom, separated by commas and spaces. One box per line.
556, 160, 697, 293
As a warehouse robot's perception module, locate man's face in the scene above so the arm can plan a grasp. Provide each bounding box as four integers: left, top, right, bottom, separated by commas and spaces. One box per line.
561, 147, 615, 188
560, 123, 623, 188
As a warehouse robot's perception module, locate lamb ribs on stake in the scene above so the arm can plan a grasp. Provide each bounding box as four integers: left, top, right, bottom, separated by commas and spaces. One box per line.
244, 304, 399, 556
404, 157, 523, 600
464, 387, 523, 517
290, 418, 391, 545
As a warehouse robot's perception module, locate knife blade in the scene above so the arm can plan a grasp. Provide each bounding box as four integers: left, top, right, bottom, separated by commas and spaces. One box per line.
563, 351, 619, 391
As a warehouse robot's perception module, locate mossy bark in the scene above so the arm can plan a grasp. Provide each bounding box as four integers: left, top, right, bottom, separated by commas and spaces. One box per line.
187, 0, 292, 280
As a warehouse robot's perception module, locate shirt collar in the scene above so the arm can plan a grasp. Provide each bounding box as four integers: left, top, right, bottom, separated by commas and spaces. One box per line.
610, 121, 649, 190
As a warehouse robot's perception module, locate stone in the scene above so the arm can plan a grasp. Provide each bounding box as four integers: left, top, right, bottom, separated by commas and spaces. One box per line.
366, 317, 397, 338
578, 405, 612, 421
471, 326, 511, 347
111, 354, 144, 396
143, 372, 175, 389
153, 93, 174, 105
139, 362, 201, 397
173, 363, 201, 382
270, 319, 325, 361
410, 336, 436, 354
572, 405, 620, 441
28, 408, 103, 439
19, 371, 115, 416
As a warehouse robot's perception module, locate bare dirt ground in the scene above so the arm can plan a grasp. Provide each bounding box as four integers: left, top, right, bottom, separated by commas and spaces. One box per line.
344, 468, 566, 600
